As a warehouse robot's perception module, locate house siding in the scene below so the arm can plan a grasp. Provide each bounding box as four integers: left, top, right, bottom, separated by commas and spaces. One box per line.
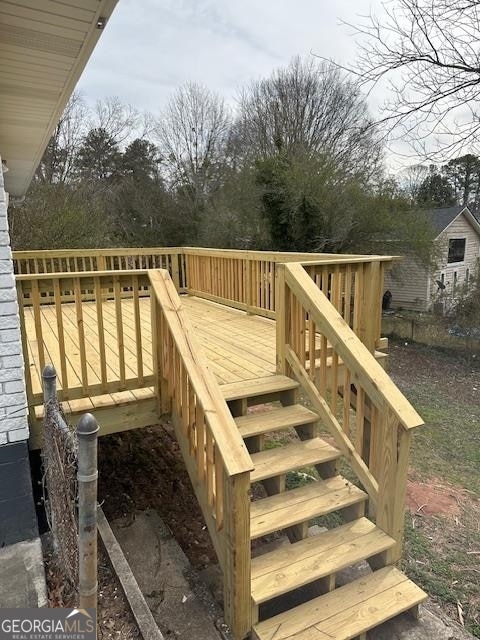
433, 214, 480, 298
0, 160, 37, 545
384, 257, 429, 311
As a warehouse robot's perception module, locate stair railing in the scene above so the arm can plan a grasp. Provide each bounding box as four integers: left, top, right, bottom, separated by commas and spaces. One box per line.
276, 262, 423, 563
149, 269, 254, 640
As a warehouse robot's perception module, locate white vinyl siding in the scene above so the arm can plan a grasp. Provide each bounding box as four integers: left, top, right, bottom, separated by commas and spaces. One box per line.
384, 257, 429, 311
433, 214, 480, 297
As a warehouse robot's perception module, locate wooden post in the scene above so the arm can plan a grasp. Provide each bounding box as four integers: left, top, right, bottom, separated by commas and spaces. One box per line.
77, 412, 99, 610
275, 263, 287, 375
359, 261, 381, 353
374, 409, 410, 565
223, 472, 251, 640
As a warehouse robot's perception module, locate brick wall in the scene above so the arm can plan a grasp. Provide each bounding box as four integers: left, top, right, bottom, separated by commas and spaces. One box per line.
0, 161, 29, 444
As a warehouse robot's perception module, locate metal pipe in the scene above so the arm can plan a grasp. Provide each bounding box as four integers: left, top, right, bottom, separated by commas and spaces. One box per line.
77, 412, 99, 610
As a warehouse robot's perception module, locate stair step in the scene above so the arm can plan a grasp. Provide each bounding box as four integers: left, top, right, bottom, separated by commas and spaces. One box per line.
253, 566, 428, 640
251, 517, 395, 605
250, 438, 340, 484
221, 375, 299, 402
251, 475, 367, 539
235, 405, 319, 439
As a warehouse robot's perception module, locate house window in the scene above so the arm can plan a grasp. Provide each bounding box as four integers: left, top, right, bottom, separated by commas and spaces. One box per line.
466, 268, 470, 283
447, 238, 466, 263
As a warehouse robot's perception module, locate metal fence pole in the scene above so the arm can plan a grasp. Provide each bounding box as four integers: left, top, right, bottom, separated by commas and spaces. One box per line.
77, 413, 99, 609
43, 364, 57, 406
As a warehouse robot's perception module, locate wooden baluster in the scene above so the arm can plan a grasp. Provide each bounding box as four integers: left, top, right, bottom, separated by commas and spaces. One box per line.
188, 383, 195, 456
206, 428, 214, 507
196, 404, 205, 480
31, 280, 45, 374
94, 276, 108, 393
319, 332, 328, 397
132, 274, 144, 386
308, 314, 316, 380
344, 265, 352, 328
342, 368, 351, 438
114, 276, 126, 389
214, 450, 224, 530
355, 386, 366, 455
352, 264, 363, 336
53, 279, 68, 396
74, 277, 88, 394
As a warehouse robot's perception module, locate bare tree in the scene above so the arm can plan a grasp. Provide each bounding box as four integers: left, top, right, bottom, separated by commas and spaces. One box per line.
333, 0, 480, 159
36, 91, 88, 183
92, 96, 145, 144
397, 163, 430, 202
234, 57, 382, 178
155, 83, 231, 194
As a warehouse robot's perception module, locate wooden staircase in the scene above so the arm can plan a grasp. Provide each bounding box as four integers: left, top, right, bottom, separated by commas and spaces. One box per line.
221, 374, 427, 640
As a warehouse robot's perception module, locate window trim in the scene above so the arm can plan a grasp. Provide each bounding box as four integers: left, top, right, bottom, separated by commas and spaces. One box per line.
447, 237, 466, 264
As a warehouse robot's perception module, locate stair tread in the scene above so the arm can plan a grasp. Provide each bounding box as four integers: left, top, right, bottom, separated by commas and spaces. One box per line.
221, 375, 299, 402
250, 438, 340, 483
251, 475, 367, 540
253, 566, 428, 640
236, 405, 319, 439
251, 517, 395, 604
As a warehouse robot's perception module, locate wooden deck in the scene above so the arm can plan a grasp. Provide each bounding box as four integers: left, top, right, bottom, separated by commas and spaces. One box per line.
17, 249, 426, 639
26, 295, 279, 437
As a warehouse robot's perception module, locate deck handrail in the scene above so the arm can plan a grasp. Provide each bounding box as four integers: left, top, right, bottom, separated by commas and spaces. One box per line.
149, 268, 252, 638
276, 261, 423, 563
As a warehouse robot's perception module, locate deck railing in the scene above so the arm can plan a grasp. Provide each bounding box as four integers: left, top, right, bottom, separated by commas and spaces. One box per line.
16, 270, 153, 409
13, 247, 185, 289
276, 262, 423, 562
13, 248, 394, 353
149, 269, 253, 639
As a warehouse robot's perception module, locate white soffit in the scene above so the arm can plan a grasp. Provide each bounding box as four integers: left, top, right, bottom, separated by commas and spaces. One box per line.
0, 0, 118, 196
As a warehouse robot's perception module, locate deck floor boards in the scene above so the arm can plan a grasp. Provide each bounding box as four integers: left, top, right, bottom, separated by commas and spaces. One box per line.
25, 296, 278, 408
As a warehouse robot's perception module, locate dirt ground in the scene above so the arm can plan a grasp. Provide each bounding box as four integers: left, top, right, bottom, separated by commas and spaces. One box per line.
96, 339, 480, 637
42, 534, 140, 638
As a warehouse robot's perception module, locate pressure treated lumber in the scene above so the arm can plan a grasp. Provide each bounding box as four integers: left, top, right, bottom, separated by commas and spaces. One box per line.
235, 404, 318, 439
251, 517, 395, 604
250, 438, 340, 483
221, 375, 299, 402
253, 566, 428, 640
250, 475, 367, 539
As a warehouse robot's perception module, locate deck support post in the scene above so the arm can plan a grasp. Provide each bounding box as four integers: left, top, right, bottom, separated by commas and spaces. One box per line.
223, 472, 252, 640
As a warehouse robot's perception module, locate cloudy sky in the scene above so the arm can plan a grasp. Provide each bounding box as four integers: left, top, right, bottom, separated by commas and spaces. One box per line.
78, 0, 413, 165
80, 0, 384, 106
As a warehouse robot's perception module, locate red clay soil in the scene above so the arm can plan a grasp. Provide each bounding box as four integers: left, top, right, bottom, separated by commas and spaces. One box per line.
406, 478, 468, 517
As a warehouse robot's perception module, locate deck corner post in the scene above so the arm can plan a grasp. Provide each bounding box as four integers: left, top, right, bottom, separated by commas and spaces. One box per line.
77, 412, 99, 610
223, 472, 252, 640
275, 263, 287, 375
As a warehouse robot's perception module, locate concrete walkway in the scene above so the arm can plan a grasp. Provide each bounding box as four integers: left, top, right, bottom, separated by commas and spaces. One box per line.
111, 510, 225, 640
0, 537, 47, 608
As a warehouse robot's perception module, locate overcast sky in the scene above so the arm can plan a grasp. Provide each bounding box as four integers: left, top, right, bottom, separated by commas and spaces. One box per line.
78, 0, 413, 167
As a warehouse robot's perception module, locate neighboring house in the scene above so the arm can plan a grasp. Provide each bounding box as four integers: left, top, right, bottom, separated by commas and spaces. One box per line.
0, 1, 117, 548
385, 205, 480, 312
